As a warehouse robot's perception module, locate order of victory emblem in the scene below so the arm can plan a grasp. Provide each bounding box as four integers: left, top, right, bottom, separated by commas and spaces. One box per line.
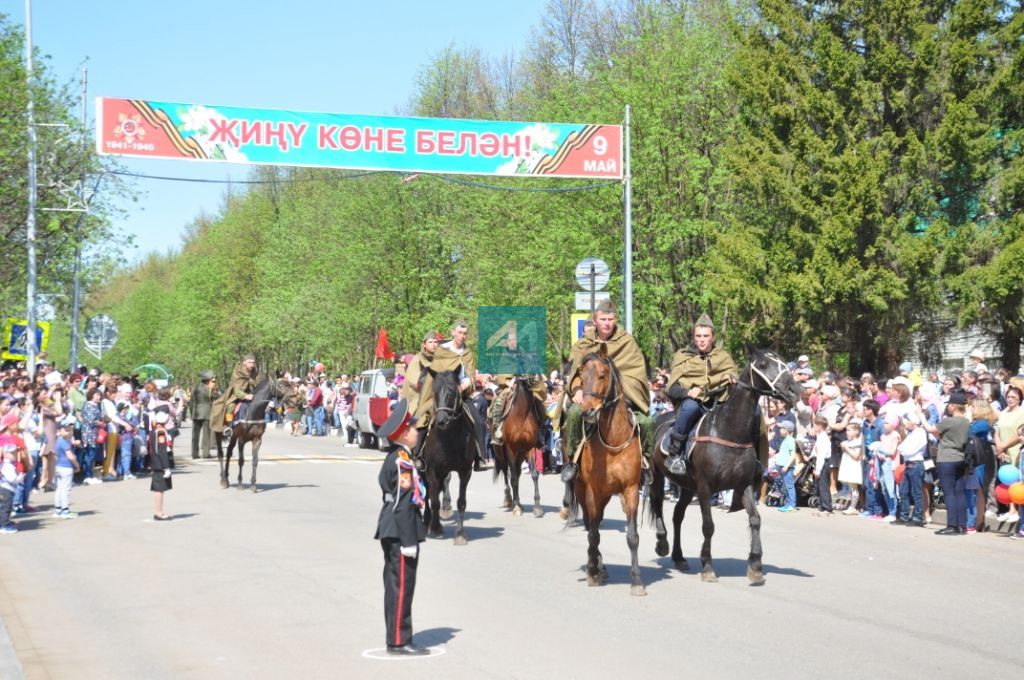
114, 113, 146, 144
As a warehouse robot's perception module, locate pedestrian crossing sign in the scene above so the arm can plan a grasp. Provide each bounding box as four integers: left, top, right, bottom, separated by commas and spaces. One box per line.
2, 318, 50, 361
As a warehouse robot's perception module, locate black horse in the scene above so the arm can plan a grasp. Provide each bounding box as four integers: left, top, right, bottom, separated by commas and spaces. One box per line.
649, 349, 802, 584
422, 369, 475, 545
215, 375, 294, 492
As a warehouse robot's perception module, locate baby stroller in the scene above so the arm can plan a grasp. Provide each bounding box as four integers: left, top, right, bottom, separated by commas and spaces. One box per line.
765, 468, 787, 507
794, 436, 820, 509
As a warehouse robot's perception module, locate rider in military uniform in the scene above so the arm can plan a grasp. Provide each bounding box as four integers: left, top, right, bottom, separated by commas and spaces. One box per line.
402, 327, 486, 470
374, 399, 429, 656
663, 314, 739, 475
211, 354, 260, 437
489, 321, 549, 451
560, 300, 652, 483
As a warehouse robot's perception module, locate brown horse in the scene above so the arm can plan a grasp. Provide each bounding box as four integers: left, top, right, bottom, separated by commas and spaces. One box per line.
493, 377, 545, 518
215, 376, 293, 492
564, 345, 646, 596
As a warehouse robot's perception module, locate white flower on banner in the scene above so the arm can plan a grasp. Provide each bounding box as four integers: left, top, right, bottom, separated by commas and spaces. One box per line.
177, 104, 248, 162
495, 123, 558, 175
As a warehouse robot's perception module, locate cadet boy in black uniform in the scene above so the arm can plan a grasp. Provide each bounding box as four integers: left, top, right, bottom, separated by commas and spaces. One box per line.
374, 399, 429, 656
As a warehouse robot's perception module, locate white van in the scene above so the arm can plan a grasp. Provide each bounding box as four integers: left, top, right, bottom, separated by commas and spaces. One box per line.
351, 368, 395, 450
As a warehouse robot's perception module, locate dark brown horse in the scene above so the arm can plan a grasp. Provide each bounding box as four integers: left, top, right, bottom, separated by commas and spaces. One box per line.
649, 349, 801, 584
493, 377, 545, 518
421, 369, 475, 545
215, 376, 293, 492
565, 345, 646, 596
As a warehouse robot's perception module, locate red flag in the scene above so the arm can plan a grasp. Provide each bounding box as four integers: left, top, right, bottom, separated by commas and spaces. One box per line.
375, 328, 395, 360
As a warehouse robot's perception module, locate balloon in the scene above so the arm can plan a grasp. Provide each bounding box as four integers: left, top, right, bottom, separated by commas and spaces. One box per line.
1009, 482, 1024, 506
314, 362, 325, 374
997, 464, 1022, 486
995, 484, 1011, 505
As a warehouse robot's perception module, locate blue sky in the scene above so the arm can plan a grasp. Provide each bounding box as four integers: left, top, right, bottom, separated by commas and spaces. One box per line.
10, 0, 548, 258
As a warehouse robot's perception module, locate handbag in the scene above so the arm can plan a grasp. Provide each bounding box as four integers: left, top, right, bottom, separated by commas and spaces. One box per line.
893, 463, 906, 485
96, 427, 107, 444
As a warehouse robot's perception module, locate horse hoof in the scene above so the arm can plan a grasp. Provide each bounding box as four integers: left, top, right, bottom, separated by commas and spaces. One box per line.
587, 576, 602, 587
501, 500, 512, 509
428, 530, 444, 540
631, 585, 648, 597
532, 506, 544, 518
453, 534, 468, 546
559, 507, 569, 520
251, 486, 258, 494
674, 560, 689, 571
220, 480, 229, 489
512, 506, 523, 517
701, 571, 719, 583
439, 509, 453, 521
655, 539, 669, 557
747, 568, 765, 585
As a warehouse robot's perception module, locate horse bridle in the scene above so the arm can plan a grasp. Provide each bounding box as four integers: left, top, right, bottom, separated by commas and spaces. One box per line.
738, 352, 790, 398
581, 354, 622, 411
433, 379, 463, 428
581, 354, 636, 452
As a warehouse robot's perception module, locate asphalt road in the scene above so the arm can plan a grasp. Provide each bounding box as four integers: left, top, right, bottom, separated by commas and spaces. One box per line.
0, 424, 1020, 679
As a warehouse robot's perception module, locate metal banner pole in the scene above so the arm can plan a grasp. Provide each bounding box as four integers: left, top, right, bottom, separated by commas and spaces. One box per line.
70, 68, 87, 372
25, 0, 39, 377
623, 104, 633, 334
590, 263, 596, 314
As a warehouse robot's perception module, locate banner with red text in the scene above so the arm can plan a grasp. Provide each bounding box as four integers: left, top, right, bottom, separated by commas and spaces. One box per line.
95, 98, 623, 179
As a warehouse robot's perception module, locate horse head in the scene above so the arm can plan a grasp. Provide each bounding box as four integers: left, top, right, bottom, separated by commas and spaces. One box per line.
578, 346, 621, 424
429, 368, 463, 430
744, 349, 802, 404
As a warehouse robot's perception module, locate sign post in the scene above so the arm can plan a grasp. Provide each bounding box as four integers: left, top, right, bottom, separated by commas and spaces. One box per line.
574, 257, 610, 313
83, 314, 118, 361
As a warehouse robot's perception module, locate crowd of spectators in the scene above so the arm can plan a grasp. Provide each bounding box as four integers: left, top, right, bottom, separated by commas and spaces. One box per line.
0, 358, 189, 533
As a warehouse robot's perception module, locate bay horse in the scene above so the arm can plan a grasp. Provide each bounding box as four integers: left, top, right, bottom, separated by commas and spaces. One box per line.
493, 377, 545, 518
565, 344, 646, 596
649, 349, 802, 584
422, 369, 475, 545
215, 376, 294, 492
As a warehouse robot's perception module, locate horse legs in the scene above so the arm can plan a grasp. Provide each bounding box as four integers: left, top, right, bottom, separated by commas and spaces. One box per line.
650, 466, 669, 557
625, 485, 646, 596
439, 471, 453, 521
249, 436, 260, 493
453, 470, 470, 546
671, 488, 694, 570
509, 455, 524, 516
529, 452, 544, 518
426, 475, 444, 539
697, 491, 718, 582
582, 499, 606, 587
235, 440, 245, 488
216, 434, 229, 488
741, 485, 765, 585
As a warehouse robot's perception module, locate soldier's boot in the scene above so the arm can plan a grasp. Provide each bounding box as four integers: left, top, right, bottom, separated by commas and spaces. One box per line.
665, 431, 690, 476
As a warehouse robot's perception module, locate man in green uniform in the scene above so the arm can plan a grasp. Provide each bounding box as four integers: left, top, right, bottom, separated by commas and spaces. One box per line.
560, 300, 651, 483
191, 370, 216, 459
211, 354, 260, 437
663, 314, 739, 475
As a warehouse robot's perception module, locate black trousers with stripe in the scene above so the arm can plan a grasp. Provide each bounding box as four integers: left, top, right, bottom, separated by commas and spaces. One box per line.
381, 538, 418, 647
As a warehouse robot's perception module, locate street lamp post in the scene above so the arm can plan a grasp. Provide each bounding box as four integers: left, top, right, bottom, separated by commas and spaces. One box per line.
24, 0, 39, 378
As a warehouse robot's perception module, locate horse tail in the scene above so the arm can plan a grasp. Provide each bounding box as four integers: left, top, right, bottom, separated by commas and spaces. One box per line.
492, 443, 507, 483
563, 465, 581, 527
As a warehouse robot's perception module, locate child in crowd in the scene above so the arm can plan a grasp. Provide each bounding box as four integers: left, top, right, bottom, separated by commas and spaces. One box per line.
1, 444, 23, 533
53, 417, 80, 519
870, 413, 902, 521
775, 421, 798, 512
838, 422, 864, 515
811, 415, 834, 516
